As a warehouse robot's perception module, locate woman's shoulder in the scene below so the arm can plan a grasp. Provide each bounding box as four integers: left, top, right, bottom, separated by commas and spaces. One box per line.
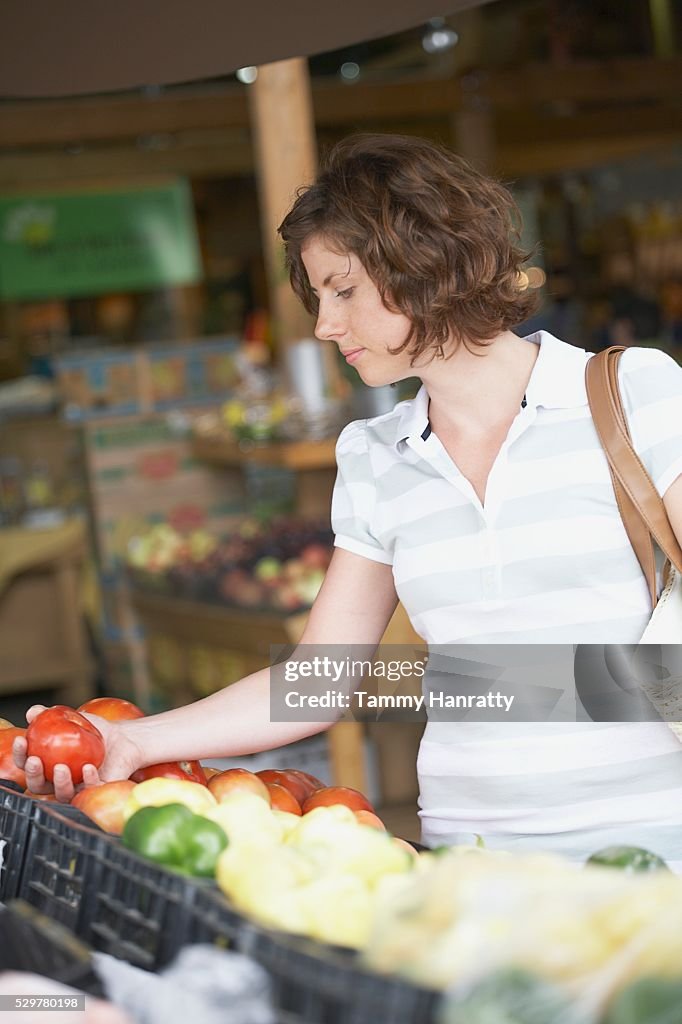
617, 345, 682, 408
618, 344, 679, 372
337, 396, 415, 455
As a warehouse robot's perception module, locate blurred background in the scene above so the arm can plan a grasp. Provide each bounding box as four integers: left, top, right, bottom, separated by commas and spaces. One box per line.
0, 0, 681, 834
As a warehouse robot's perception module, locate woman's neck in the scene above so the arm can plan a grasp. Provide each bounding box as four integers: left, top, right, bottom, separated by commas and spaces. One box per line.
417, 331, 539, 433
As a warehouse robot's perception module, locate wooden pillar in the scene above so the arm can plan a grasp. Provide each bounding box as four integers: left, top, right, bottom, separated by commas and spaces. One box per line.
249, 58, 317, 350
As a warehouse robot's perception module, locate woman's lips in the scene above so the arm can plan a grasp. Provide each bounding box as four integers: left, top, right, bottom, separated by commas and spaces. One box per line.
343, 348, 364, 365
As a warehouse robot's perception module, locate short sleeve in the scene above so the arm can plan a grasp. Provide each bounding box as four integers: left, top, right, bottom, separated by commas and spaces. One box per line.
331, 420, 393, 565
618, 346, 682, 497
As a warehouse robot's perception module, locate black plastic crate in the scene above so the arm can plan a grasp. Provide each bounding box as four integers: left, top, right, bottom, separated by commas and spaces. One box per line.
18, 803, 106, 934
238, 924, 441, 1024
176, 881, 244, 952
85, 839, 192, 970
0, 899, 104, 997
0, 784, 36, 902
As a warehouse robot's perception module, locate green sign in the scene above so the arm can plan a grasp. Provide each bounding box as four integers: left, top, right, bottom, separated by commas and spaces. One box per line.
0, 180, 202, 300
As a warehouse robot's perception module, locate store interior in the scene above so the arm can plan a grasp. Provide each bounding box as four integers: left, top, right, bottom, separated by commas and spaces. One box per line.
1, 0, 681, 841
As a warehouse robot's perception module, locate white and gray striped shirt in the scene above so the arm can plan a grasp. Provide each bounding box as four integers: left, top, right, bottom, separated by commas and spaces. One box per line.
332, 332, 682, 866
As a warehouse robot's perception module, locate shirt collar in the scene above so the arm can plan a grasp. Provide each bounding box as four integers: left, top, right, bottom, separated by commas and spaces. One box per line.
394, 332, 590, 449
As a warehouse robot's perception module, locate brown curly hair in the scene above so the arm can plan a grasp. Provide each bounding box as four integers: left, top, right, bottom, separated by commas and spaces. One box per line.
278, 133, 539, 362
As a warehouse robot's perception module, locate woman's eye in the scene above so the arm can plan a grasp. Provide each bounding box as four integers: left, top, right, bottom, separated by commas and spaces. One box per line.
335, 287, 354, 299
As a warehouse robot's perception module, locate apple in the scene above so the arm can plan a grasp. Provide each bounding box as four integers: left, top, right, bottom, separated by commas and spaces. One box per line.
300, 544, 331, 570
291, 570, 325, 606
271, 584, 304, 612
283, 559, 306, 581
219, 569, 251, 602
254, 557, 282, 583
208, 768, 271, 804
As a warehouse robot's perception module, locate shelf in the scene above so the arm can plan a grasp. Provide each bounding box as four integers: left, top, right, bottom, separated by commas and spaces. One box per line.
191, 433, 338, 471
130, 589, 309, 652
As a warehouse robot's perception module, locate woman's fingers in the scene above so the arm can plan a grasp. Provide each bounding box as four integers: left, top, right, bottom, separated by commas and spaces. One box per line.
52, 764, 76, 803
80, 763, 102, 788
21, 753, 52, 794
12, 733, 28, 770
25, 703, 47, 724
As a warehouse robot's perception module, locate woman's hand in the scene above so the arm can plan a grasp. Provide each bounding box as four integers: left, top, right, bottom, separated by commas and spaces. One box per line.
12, 704, 146, 803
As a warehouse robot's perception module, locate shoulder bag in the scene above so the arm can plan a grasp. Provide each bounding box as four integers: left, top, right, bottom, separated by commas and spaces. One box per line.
585, 345, 682, 740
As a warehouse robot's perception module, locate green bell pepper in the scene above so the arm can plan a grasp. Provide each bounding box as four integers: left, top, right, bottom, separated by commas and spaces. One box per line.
602, 977, 682, 1024
586, 845, 669, 874
122, 803, 228, 877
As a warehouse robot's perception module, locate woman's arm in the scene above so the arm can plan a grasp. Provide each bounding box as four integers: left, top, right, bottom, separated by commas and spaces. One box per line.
15, 549, 398, 801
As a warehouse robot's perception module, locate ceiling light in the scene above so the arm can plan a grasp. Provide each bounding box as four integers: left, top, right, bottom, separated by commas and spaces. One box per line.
340, 62, 360, 81
422, 17, 458, 54
236, 67, 258, 84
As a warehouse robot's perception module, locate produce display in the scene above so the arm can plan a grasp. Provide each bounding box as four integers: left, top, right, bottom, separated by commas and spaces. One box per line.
126, 519, 333, 612
364, 845, 682, 1021
2, 698, 682, 1024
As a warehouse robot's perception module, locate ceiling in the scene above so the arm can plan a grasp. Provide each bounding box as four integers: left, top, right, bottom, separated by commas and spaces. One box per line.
0, 0, 490, 99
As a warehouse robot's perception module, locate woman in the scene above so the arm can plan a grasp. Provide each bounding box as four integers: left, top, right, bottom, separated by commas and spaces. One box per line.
15, 135, 682, 865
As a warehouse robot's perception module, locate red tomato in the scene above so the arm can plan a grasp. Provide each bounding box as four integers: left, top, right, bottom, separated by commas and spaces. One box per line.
78, 697, 144, 721
26, 707, 105, 785
130, 760, 206, 785
302, 786, 374, 815
283, 769, 324, 800
256, 769, 309, 806
208, 768, 270, 803
266, 782, 302, 815
71, 780, 137, 834
0, 727, 27, 787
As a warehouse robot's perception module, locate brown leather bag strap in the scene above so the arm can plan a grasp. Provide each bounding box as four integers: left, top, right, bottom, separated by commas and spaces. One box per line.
585, 346, 682, 609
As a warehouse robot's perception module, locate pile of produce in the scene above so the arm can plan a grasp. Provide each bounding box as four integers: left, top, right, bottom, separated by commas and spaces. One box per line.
364, 844, 682, 1022
4, 701, 682, 1023
126, 519, 333, 612
1, 699, 413, 949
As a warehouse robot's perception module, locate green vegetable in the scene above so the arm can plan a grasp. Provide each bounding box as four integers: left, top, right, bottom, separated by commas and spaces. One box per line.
439, 968, 578, 1024
122, 803, 228, 877
586, 846, 669, 874
602, 977, 682, 1024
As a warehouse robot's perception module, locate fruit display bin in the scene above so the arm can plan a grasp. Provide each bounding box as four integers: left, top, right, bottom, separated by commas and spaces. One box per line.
84, 838, 193, 970
239, 924, 441, 1024
6, 801, 441, 1022
174, 881, 244, 952
0, 782, 35, 902
18, 803, 107, 934
0, 899, 105, 997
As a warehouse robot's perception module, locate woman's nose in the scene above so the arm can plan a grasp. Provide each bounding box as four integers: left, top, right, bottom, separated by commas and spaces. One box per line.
315, 302, 344, 343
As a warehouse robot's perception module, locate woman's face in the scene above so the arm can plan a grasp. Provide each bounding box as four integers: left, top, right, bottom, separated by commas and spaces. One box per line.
301, 235, 421, 387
